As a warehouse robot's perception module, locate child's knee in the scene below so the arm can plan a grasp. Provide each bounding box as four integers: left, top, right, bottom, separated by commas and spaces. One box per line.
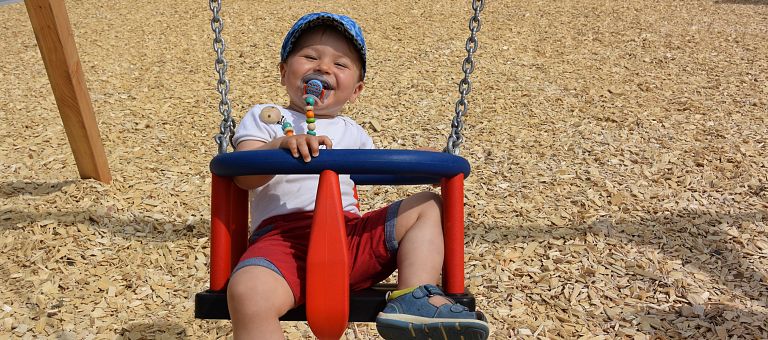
227, 269, 259, 307
227, 266, 294, 317
414, 191, 442, 214
395, 191, 444, 240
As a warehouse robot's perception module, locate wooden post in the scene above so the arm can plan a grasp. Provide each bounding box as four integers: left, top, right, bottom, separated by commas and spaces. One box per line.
25, 0, 111, 183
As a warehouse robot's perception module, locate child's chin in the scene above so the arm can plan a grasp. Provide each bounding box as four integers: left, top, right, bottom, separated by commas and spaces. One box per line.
314, 110, 339, 118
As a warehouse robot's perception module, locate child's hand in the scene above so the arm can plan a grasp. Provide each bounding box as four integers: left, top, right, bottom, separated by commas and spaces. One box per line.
278, 135, 333, 162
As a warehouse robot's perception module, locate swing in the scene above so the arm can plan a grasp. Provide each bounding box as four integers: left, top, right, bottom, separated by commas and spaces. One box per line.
195, 1, 485, 338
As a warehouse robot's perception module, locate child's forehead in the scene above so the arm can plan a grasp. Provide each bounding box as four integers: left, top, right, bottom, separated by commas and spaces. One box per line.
293, 27, 360, 57
295, 26, 351, 46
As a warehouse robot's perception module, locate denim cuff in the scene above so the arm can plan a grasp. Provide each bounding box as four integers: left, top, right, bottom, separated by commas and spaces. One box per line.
384, 200, 402, 253
232, 257, 283, 278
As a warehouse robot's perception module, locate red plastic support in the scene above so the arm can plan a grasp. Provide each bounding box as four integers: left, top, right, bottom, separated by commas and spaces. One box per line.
210, 174, 249, 291
231, 179, 249, 270
441, 174, 465, 295
306, 170, 349, 339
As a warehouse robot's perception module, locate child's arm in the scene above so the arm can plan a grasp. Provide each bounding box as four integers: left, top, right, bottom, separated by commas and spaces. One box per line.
233, 135, 333, 190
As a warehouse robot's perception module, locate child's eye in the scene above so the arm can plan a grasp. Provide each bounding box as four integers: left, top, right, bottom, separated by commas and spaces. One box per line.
303, 55, 318, 60
335, 62, 348, 68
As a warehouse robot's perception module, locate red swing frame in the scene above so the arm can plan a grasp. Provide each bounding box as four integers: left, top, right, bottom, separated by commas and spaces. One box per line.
201, 149, 470, 339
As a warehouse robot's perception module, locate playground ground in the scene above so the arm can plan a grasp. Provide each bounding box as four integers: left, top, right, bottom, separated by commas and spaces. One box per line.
1, 0, 767, 339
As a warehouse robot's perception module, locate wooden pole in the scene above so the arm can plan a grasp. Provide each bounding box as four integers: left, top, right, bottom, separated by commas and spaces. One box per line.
25, 0, 111, 183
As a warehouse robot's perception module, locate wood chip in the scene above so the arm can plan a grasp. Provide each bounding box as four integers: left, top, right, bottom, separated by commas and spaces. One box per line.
1, 0, 767, 338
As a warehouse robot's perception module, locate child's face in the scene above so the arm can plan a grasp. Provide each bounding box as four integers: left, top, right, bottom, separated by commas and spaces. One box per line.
280, 27, 364, 118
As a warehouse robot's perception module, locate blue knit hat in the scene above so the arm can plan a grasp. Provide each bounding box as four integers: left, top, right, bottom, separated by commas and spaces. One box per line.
281, 12, 367, 79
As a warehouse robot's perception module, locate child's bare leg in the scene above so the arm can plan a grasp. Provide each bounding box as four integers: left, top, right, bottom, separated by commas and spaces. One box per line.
378, 191, 490, 339
394, 191, 451, 305
395, 191, 443, 287
227, 266, 294, 340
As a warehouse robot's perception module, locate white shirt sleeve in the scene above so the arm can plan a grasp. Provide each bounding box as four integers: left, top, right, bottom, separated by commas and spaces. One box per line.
345, 118, 375, 150
359, 128, 375, 150
232, 104, 282, 148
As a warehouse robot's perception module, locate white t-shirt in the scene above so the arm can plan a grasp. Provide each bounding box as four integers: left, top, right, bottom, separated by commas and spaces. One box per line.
232, 104, 375, 230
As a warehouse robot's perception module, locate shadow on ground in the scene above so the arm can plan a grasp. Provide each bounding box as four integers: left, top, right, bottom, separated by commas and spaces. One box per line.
714, 0, 768, 5
119, 320, 189, 339
0, 180, 77, 198
0, 179, 209, 240
468, 209, 768, 336
0, 206, 208, 240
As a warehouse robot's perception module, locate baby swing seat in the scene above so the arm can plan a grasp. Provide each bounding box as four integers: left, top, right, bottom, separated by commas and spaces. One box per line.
194, 149, 476, 326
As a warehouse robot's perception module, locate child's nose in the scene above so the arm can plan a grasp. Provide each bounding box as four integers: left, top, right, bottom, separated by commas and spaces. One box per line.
314, 60, 332, 74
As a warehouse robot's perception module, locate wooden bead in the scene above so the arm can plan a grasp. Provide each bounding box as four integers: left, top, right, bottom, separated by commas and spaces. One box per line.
258, 106, 282, 124
307, 123, 316, 131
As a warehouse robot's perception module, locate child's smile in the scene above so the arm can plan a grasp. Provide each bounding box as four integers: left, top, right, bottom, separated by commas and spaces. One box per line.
302, 74, 334, 91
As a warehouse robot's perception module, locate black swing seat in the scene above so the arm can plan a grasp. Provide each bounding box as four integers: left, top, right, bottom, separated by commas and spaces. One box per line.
196, 150, 475, 322
194, 284, 476, 321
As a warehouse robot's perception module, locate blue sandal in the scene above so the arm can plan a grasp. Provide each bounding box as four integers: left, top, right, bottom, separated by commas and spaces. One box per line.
375, 284, 490, 340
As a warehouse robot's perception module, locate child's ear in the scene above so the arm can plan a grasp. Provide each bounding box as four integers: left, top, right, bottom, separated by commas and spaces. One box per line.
279, 62, 286, 86
347, 81, 365, 104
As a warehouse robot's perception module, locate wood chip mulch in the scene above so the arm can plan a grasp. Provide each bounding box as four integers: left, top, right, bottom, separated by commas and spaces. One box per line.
1, 0, 766, 339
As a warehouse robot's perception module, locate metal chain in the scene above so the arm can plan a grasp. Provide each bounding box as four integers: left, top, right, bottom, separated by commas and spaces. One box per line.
208, 0, 480, 154
210, 0, 235, 154
446, 0, 484, 155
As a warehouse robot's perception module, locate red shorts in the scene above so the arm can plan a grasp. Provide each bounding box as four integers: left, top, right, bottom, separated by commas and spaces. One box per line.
233, 201, 402, 306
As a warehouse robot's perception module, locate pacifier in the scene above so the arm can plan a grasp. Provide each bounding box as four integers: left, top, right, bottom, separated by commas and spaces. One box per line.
304, 79, 325, 102
303, 79, 327, 136
302, 75, 331, 103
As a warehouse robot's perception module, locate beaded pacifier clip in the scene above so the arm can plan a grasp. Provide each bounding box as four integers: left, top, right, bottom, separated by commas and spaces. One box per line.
303, 79, 325, 136
277, 79, 325, 136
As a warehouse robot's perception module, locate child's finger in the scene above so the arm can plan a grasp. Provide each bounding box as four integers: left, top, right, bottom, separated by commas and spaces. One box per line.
296, 139, 312, 162
308, 137, 321, 157
283, 138, 300, 158
318, 136, 333, 149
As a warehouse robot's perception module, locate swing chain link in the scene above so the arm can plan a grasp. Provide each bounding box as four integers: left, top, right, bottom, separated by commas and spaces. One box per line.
208, 1, 480, 155
210, 0, 235, 154
446, 0, 484, 156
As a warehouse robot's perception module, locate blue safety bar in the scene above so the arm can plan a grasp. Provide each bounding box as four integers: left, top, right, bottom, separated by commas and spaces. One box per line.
209, 149, 471, 185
